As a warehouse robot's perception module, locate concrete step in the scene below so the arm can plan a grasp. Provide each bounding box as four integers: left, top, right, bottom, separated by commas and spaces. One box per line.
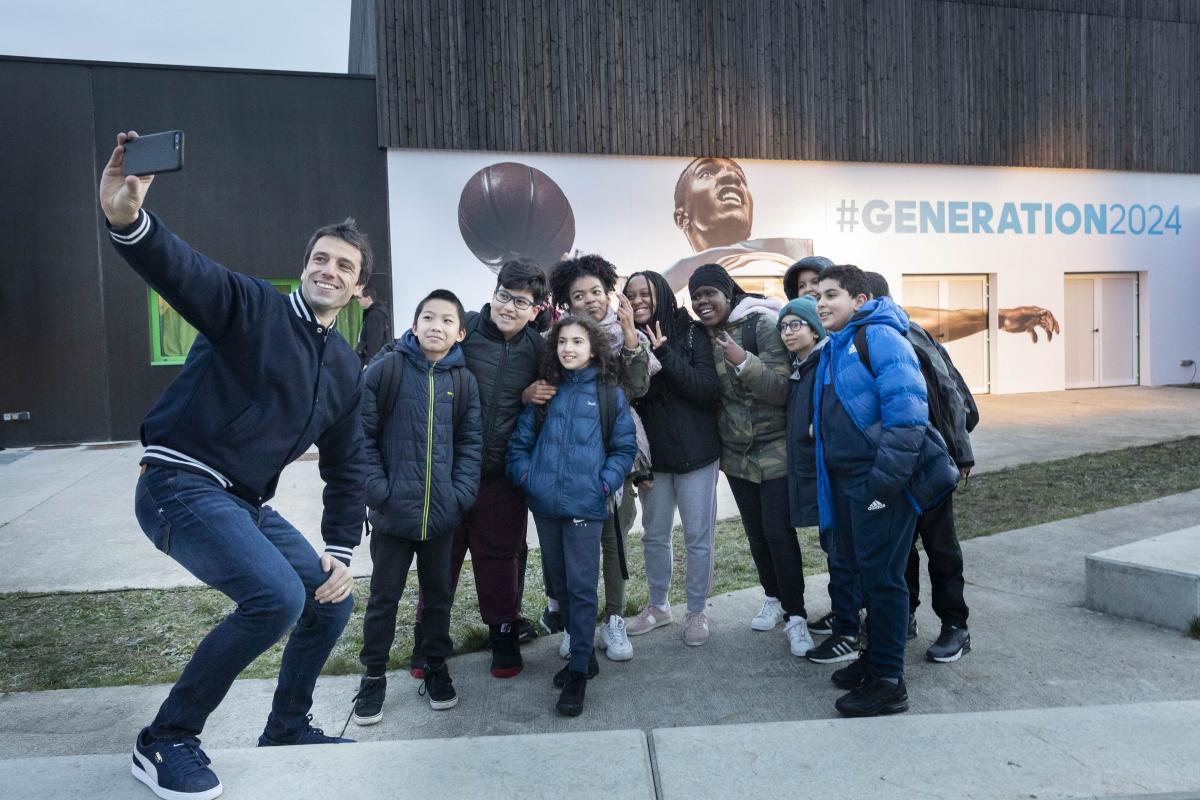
653, 700, 1200, 800
3, 702, 1198, 799
0, 728, 654, 800
1086, 526, 1200, 631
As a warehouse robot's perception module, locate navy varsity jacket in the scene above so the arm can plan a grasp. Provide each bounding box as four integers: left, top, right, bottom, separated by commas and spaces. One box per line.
109, 210, 367, 565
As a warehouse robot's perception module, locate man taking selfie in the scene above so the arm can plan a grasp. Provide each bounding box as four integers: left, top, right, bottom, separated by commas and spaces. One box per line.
100, 131, 369, 800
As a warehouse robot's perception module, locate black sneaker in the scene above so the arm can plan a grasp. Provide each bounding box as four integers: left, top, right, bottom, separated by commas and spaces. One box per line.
539, 606, 564, 635
131, 727, 222, 800
831, 652, 871, 689
489, 622, 524, 678
351, 674, 386, 726
258, 715, 354, 745
419, 663, 459, 710
553, 650, 599, 688
834, 673, 909, 717
926, 624, 971, 663
808, 611, 835, 636
805, 634, 860, 664
516, 616, 538, 643
410, 621, 428, 679
556, 670, 588, 716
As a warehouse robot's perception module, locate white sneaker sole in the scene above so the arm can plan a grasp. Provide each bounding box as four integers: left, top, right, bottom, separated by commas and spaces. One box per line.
131, 752, 223, 800
929, 645, 969, 663
751, 617, 782, 632
627, 615, 673, 636
428, 695, 459, 711
352, 710, 383, 726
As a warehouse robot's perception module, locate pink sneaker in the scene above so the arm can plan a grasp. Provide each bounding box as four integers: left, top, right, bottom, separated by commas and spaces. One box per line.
626, 604, 673, 636
683, 611, 710, 646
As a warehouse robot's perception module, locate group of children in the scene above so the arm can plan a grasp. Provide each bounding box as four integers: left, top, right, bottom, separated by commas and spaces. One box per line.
352, 255, 973, 720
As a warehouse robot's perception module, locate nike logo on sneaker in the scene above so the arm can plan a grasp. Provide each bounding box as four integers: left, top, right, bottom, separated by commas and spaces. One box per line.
867, 499, 886, 511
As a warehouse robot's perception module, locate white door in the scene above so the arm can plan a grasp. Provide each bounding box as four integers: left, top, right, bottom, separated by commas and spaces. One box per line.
901, 275, 990, 394
1064, 274, 1139, 389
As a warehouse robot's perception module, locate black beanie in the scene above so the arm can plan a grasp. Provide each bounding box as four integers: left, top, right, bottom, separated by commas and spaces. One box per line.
688, 263, 738, 300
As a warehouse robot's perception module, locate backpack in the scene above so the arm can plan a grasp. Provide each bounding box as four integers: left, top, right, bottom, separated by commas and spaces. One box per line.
853, 325, 980, 454
376, 350, 469, 427
741, 315, 760, 356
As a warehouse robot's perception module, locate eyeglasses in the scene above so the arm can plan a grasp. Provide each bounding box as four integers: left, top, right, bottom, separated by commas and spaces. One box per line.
494, 289, 535, 312
778, 320, 811, 333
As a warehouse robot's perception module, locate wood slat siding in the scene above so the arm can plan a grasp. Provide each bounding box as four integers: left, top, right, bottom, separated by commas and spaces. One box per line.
371, 0, 1200, 172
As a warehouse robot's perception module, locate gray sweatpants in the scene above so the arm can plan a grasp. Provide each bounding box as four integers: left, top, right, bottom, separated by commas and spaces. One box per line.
637, 460, 720, 614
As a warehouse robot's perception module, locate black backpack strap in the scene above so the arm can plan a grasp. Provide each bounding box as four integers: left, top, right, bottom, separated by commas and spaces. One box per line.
742, 315, 759, 356
854, 326, 874, 377
532, 403, 549, 438
598, 382, 617, 453
377, 351, 405, 417
451, 366, 467, 427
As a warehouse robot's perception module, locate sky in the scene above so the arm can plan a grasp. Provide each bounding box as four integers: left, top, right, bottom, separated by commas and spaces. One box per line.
0, 0, 353, 72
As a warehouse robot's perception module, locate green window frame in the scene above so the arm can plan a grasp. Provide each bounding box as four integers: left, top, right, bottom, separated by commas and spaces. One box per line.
148, 280, 364, 365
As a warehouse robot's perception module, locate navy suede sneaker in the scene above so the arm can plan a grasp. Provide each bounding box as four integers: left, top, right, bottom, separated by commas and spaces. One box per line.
131, 727, 222, 800
257, 715, 354, 746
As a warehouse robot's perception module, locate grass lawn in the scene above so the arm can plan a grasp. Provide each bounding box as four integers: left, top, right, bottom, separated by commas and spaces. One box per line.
2, 436, 1199, 693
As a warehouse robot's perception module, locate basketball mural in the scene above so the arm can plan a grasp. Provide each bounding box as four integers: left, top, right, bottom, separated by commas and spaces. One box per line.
386, 148, 1194, 393
457, 161, 575, 274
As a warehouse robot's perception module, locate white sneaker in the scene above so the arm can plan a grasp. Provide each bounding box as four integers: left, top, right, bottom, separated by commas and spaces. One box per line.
597, 614, 634, 661
783, 616, 814, 657
558, 632, 571, 660
751, 597, 785, 631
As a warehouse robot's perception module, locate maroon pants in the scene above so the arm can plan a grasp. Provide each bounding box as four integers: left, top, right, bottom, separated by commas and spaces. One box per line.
416, 474, 529, 625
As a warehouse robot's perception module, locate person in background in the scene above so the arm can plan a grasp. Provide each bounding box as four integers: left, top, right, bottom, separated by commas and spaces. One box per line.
355, 282, 392, 368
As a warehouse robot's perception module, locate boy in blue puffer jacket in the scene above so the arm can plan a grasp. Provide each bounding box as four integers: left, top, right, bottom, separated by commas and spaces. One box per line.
354, 290, 482, 723
507, 314, 637, 717
812, 264, 928, 718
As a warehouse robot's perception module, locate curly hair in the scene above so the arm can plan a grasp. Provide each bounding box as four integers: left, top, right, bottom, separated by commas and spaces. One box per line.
548, 254, 619, 311
540, 314, 622, 389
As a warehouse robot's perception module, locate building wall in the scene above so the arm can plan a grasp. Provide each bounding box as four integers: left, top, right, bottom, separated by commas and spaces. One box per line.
370, 0, 1200, 173
0, 58, 390, 447
385, 148, 1199, 393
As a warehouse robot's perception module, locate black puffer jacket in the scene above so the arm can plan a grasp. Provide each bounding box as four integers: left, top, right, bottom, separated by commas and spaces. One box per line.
362, 331, 482, 540
462, 306, 546, 476
635, 309, 721, 474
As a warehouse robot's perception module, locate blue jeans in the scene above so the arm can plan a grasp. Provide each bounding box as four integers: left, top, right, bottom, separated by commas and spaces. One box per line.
533, 514, 603, 673
134, 466, 354, 742
830, 472, 915, 680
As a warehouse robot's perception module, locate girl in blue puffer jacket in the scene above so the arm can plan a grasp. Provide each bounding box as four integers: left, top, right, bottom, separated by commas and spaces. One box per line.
507, 314, 637, 717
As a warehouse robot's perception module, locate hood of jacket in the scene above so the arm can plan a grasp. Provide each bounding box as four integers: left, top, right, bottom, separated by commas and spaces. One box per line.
726, 295, 783, 325
397, 328, 467, 371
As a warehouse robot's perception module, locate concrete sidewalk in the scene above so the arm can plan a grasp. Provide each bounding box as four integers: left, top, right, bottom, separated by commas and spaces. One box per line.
2, 386, 1197, 594
3, 702, 1198, 799
3, 487, 1198, 761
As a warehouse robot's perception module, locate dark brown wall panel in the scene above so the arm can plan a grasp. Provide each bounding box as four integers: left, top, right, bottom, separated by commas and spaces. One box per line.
373, 0, 1200, 173
0, 62, 111, 446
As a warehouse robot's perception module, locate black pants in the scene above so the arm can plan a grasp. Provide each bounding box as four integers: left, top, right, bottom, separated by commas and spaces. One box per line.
726, 474, 806, 619
906, 493, 969, 628
360, 532, 454, 677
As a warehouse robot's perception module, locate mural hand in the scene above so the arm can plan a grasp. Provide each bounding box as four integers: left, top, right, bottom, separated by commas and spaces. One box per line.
999, 306, 1060, 344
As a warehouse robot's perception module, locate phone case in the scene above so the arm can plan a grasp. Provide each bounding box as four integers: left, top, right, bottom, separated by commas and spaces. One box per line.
123, 130, 185, 176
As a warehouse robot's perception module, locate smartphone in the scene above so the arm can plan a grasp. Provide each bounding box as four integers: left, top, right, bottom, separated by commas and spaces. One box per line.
123, 130, 185, 176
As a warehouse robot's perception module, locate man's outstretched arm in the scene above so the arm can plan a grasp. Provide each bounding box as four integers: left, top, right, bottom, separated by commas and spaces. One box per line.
99, 131, 260, 344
